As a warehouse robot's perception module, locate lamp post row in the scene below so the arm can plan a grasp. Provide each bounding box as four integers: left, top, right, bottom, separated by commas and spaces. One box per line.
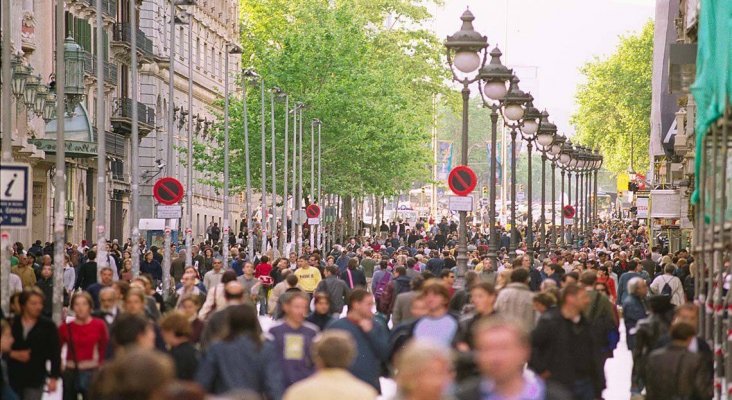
444, 9, 603, 280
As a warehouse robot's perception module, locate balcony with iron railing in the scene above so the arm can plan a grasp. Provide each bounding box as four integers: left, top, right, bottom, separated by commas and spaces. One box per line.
110, 97, 156, 136
79, 0, 117, 17
111, 23, 154, 62
81, 51, 118, 86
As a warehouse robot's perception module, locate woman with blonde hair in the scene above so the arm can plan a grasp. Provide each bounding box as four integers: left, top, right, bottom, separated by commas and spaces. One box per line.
392, 340, 453, 400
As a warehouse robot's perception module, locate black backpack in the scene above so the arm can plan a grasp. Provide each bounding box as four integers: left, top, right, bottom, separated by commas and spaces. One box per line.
660, 276, 674, 297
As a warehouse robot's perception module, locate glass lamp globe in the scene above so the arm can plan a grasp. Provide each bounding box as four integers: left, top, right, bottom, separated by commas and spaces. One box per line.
550, 143, 562, 156
560, 153, 571, 165
521, 119, 539, 136
454, 51, 481, 73
483, 80, 508, 100
503, 104, 524, 121
537, 132, 554, 147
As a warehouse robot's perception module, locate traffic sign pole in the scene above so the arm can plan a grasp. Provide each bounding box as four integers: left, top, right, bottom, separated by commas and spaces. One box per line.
1, 231, 10, 316
163, 224, 172, 297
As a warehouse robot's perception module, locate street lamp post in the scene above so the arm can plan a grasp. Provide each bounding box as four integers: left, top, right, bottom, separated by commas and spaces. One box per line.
444, 9, 489, 287
270, 87, 284, 255
476, 47, 512, 268
242, 69, 258, 261
502, 76, 531, 258
548, 134, 564, 251
280, 94, 289, 256
520, 99, 541, 260
259, 79, 267, 256
95, 0, 108, 270
594, 149, 603, 227
535, 111, 557, 257
222, 44, 242, 266
558, 140, 572, 247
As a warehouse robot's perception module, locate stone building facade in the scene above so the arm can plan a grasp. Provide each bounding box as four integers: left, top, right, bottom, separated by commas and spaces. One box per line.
2, 0, 242, 246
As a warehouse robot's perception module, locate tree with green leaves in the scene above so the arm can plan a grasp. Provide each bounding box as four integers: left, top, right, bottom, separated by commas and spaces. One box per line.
571, 21, 653, 174
191, 0, 450, 213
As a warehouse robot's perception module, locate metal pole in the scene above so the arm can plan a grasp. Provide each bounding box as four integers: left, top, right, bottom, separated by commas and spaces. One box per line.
710, 122, 721, 398
526, 141, 533, 260
551, 160, 556, 251
222, 48, 230, 266
185, 17, 193, 267
455, 82, 469, 288
130, 0, 140, 276
242, 77, 254, 261
281, 95, 288, 256
317, 122, 322, 249
51, 0, 67, 324
260, 79, 267, 255
540, 154, 546, 257
0, 0, 11, 161
297, 106, 304, 255
487, 106, 499, 267
509, 129, 517, 257
164, 0, 176, 288
291, 104, 297, 253
574, 171, 579, 249
309, 120, 314, 249
270, 91, 277, 255
96, 0, 108, 269
593, 168, 598, 226
560, 168, 565, 248
578, 169, 583, 246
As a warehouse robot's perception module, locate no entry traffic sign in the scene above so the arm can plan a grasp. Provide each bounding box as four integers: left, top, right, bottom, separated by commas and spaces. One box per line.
306, 204, 321, 219
448, 166, 477, 197
153, 177, 185, 205
563, 205, 575, 219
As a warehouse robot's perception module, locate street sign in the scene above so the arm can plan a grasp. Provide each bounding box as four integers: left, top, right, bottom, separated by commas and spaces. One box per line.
156, 205, 183, 219
308, 217, 320, 225
153, 177, 185, 205
448, 196, 473, 212
479, 198, 490, 206
306, 204, 321, 218
0, 162, 31, 228
564, 217, 573, 225
562, 205, 575, 219
448, 166, 477, 196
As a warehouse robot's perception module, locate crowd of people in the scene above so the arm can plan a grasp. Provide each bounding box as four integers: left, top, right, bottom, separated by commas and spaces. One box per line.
0, 216, 715, 400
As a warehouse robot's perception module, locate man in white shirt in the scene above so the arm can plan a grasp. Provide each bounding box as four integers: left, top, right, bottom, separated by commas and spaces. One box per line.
650, 263, 685, 306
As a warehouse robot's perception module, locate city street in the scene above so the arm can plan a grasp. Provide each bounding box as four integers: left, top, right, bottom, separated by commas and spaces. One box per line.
2, 0, 729, 399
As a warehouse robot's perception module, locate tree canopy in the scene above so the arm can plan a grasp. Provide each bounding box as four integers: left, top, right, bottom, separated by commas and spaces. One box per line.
191, 0, 449, 200
571, 21, 653, 174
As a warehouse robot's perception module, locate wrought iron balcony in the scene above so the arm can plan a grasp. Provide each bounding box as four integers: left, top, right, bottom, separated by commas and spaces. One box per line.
112, 23, 154, 56
110, 97, 156, 136
81, 51, 118, 86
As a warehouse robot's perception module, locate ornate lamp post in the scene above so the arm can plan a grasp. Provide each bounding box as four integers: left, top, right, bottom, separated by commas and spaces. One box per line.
558, 139, 573, 248
10, 55, 29, 100
535, 111, 557, 257
568, 146, 581, 248
547, 134, 565, 251
63, 37, 86, 112
476, 46, 512, 268
519, 98, 541, 260
593, 149, 603, 227
444, 9, 489, 287
22, 74, 40, 113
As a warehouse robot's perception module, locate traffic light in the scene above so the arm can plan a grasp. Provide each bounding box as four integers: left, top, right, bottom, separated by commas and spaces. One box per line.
482, 186, 488, 196
628, 182, 639, 192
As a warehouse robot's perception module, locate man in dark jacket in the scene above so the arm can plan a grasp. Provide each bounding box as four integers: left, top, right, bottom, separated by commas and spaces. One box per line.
76, 250, 98, 290
529, 283, 604, 400
315, 266, 349, 315
644, 322, 712, 400
457, 316, 571, 400
630, 294, 674, 396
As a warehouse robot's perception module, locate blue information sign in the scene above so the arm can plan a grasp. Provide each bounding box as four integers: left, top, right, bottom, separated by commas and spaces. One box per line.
0, 163, 31, 228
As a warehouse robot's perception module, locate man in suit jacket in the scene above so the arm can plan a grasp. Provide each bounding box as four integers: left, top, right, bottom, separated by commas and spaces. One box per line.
92, 287, 121, 327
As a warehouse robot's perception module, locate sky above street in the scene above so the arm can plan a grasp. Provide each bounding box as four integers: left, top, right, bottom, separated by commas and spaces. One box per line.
429, 0, 655, 136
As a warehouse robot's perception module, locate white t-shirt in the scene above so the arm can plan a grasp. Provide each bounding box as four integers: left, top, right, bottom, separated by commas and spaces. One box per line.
413, 314, 458, 347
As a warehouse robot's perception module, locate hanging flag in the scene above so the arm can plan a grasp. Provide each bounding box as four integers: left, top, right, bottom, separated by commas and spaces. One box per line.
437, 141, 453, 180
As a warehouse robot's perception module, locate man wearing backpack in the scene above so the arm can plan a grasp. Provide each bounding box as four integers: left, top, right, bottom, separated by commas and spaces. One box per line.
650, 263, 685, 306
371, 261, 392, 303
377, 266, 411, 319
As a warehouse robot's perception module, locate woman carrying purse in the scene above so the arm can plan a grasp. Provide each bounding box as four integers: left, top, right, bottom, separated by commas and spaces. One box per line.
59, 292, 109, 400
